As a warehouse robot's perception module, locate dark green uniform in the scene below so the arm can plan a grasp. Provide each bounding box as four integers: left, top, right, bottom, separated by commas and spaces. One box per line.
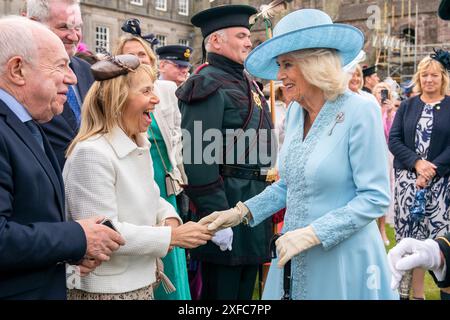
176, 53, 276, 299
431, 233, 450, 300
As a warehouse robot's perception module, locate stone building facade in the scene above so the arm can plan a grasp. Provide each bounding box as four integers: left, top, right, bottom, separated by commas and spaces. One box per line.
2, 0, 450, 79
0, 0, 196, 54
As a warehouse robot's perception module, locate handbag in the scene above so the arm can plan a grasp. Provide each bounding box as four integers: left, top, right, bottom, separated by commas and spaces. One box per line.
270, 233, 292, 300
165, 171, 183, 197
149, 125, 184, 197
152, 257, 176, 294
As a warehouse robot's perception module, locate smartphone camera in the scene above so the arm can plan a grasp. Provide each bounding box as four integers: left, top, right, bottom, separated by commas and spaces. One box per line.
100, 217, 117, 231
381, 89, 389, 104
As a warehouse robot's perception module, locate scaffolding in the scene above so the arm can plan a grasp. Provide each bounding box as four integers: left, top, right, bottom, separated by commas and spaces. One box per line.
374, 0, 450, 84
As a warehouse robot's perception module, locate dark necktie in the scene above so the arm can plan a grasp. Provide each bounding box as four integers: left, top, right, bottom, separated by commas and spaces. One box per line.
67, 85, 81, 125
25, 120, 45, 152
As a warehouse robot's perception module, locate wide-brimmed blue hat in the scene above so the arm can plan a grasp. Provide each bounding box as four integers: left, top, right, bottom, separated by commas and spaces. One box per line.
245, 9, 364, 80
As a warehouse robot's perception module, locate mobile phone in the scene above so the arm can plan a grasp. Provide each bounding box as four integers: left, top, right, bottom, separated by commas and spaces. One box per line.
381, 89, 389, 103
100, 217, 117, 231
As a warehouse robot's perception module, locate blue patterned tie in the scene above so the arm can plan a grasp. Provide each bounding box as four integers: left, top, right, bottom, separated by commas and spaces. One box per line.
25, 120, 44, 151
67, 85, 81, 125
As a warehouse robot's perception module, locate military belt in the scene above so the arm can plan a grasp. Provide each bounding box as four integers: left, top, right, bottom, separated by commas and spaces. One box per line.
220, 165, 268, 182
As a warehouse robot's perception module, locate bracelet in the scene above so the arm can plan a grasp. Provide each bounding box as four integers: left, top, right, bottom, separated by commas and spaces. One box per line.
241, 214, 249, 226
236, 201, 250, 226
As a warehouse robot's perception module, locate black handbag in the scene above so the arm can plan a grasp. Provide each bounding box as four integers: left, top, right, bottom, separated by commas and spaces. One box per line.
270, 233, 292, 300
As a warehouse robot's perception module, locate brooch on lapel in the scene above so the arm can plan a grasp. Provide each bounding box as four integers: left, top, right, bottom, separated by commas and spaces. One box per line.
328, 112, 345, 136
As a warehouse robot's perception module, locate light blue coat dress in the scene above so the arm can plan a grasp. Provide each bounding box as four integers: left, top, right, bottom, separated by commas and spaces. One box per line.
246, 91, 399, 300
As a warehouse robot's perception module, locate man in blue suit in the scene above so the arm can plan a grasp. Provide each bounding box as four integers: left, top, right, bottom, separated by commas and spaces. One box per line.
0, 16, 125, 300
26, 0, 94, 169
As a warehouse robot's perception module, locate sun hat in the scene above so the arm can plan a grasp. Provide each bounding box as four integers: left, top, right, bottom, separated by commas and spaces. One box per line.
244, 9, 364, 80
439, 0, 450, 20
343, 50, 366, 73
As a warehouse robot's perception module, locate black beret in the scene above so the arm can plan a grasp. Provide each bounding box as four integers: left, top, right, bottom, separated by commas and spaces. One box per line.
191, 4, 257, 38
439, 0, 450, 20
362, 65, 378, 77
156, 45, 193, 67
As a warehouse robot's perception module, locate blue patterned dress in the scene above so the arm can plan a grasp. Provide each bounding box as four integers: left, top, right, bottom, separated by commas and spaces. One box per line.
394, 102, 450, 241
245, 91, 398, 300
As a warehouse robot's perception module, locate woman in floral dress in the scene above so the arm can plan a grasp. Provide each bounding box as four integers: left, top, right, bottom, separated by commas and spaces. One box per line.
389, 51, 450, 299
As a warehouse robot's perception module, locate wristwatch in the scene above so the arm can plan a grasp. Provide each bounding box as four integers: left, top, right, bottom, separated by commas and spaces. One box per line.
236, 201, 250, 226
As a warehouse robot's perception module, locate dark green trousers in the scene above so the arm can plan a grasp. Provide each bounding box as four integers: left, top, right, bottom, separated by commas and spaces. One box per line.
200, 262, 258, 300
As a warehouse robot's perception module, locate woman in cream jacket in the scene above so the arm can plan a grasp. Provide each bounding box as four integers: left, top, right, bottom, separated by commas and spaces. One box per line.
114, 31, 190, 300
63, 55, 211, 300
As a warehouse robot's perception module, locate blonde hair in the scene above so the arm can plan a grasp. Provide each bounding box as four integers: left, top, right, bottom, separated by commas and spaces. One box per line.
353, 64, 364, 91
412, 56, 450, 96
114, 35, 157, 74
290, 48, 348, 101
66, 64, 156, 156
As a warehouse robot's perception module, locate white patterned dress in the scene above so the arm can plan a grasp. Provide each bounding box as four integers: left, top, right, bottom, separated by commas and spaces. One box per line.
394, 102, 450, 241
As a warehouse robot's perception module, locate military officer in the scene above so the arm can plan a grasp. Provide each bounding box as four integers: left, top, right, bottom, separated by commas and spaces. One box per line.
176, 4, 276, 300
156, 45, 193, 87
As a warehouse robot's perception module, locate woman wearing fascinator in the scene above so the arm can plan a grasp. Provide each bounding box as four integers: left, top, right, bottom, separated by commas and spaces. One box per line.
63, 54, 212, 300
113, 19, 192, 300
199, 9, 397, 300
388, 49, 450, 300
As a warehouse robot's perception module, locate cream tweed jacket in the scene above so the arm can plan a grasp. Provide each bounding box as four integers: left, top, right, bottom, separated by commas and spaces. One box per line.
63, 126, 181, 294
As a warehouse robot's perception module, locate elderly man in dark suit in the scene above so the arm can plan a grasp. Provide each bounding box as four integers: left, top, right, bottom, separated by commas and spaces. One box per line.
0, 16, 125, 300
26, 0, 94, 168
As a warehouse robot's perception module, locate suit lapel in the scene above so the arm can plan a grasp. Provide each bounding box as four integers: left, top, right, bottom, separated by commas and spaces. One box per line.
60, 101, 79, 132
38, 124, 65, 215
2, 104, 65, 217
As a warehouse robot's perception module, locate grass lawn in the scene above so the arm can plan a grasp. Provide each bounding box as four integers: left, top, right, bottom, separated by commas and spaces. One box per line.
253, 224, 442, 300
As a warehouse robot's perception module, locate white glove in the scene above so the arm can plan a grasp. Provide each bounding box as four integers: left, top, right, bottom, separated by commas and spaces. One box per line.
388, 238, 443, 290
276, 226, 321, 268
198, 202, 249, 232
211, 228, 233, 251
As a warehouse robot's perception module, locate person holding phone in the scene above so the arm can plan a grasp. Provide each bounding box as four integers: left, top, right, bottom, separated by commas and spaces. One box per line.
373, 83, 397, 144
373, 83, 397, 246
388, 52, 450, 300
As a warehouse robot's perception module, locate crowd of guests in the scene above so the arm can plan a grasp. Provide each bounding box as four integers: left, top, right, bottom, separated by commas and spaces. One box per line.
0, 0, 449, 301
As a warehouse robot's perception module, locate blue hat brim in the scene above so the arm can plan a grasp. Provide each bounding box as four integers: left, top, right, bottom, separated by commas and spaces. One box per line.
245, 24, 364, 80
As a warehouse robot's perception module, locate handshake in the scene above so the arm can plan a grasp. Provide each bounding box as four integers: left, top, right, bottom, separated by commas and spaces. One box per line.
198, 202, 251, 252
200, 202, 321, 268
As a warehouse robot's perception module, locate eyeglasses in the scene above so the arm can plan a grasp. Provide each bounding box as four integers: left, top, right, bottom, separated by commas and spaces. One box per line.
165, 60, 190, 70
